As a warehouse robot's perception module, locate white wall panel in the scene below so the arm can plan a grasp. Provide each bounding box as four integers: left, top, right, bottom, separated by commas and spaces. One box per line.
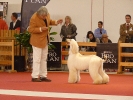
92, 0, 103, 32
0, 0, 133, 42
104, 0, 133, 42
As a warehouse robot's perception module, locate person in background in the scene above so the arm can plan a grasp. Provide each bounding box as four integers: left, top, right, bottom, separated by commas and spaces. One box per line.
60, 16, 77, 41
9, 12, 21, 30
94, 21, 107, 39
86, 31, 100, 51
86, 31, 100, 43
28, 6, 63, 82
100, 34, 112, 43
119, 14, 133, 43
0, 12, 8, 30
119, 14, 133, 72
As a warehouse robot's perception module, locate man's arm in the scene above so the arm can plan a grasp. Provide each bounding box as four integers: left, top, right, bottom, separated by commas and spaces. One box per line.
47, 13, 57, 25
47, 14, 62, 25
28, 18, 41, 33
127, 26, 133, 36
28, 18, 48, 34
4, 21, 8, 30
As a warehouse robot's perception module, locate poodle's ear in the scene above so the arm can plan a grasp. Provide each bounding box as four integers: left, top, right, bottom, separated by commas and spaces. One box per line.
70, 40, 78, 54
66, 39, 71, 42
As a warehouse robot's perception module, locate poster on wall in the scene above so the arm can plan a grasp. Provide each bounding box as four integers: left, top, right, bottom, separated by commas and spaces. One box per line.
0, 2, 8, 19
21, 0, 50, 32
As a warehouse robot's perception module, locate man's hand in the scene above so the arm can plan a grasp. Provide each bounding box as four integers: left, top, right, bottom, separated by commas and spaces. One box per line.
41, 27, 48, 31
57, 19, 63, 24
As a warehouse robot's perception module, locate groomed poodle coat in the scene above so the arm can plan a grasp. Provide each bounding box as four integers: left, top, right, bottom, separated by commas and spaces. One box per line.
67, 39, 109, 84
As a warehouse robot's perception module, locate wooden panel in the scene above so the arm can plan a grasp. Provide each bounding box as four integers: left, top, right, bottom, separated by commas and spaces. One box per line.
0, 42, 13, 46
61, 41, 97, 65
118, 42, 122, 73
79, 51, 96, 55
0, 37, 15, 40
78, 42, 96, 46
0, 51, 12, 55
11, 40, 15, 71
0, 60, 12, 65
120, 62, 133, 66
62, 51, 69, 55
0, 30, 25, 56
0, 40, 15, 71
120, 53, 133, 57
120, 43, 133, 47
61, 42, 97, 47
61, 42, 69, 46
62, 51, 96, 56
62, 60, 67, 64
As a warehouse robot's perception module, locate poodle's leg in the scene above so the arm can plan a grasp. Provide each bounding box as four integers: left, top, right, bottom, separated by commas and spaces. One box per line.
89, 64, 103, 84
98, 62, 109, 84
68, 68, 78, 83
76, 70, 80, 83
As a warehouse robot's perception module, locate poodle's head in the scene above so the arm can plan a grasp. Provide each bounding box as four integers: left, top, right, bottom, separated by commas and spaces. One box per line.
66, 39, 79, 54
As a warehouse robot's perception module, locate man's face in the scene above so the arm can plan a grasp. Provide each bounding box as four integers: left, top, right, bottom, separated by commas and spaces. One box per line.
125, 16, 131, 23
11, 15, 15, 21
98, 23, 102, 28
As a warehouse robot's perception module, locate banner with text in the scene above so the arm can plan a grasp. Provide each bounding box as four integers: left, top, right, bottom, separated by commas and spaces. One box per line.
21, 0, 50, 32
47, 42, 61, 69
97, 43, 118, 69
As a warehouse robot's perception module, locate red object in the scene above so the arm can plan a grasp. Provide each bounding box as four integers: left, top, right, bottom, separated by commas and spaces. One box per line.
62, 48, 65, 60
0, 72, 133, 96
0, 19, 8, 30
15, 27, 20, 30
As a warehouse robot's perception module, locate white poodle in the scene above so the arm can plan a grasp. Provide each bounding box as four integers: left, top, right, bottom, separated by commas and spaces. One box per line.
67, 39, 109, 84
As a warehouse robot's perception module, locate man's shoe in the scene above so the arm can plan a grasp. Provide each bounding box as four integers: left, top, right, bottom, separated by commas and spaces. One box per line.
40, 77, 51, 82
32, 78, 42, 82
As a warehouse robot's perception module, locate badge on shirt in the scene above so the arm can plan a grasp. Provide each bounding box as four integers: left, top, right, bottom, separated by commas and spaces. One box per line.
129, 27, 132, 31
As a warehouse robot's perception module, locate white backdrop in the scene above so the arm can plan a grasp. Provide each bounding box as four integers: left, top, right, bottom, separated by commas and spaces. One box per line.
0, 0, 133, 43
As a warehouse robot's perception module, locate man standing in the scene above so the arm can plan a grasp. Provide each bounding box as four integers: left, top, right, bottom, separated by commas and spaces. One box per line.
0, 12, 8, 30
9, 12, 21, 30
94, 21, 107, 39
119, 15, 133, 72
119, 14, 133, 43
28, 6, 63, 82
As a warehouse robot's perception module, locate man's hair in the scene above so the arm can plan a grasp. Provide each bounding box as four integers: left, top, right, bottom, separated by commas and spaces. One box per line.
12, 12, 18, 19
37, 6, 48, 15
125, 14, 131, 19
98, 21, 103, 25
0, 11, 3, 17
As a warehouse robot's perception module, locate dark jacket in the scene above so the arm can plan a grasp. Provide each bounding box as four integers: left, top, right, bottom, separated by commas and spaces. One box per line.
9, 20, 21, 30
60, 24, 77, 41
